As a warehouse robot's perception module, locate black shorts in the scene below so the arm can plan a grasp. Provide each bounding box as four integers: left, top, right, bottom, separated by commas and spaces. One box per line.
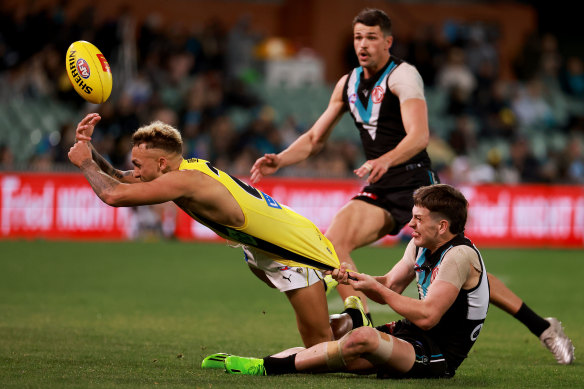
353, 164, 439, 235
376, 320, 452, 379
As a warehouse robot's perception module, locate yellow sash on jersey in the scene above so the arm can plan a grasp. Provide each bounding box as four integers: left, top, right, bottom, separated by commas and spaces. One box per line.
178, 158, 340, 271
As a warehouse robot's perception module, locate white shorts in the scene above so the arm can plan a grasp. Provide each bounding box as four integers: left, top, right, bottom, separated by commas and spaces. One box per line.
242, 246, 324, 292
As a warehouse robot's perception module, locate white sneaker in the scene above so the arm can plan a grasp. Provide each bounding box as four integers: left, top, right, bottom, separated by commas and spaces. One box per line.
539, 317, 575, 365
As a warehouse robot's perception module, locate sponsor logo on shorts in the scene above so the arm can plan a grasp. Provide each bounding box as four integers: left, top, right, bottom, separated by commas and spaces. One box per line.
76, 59, 91, 79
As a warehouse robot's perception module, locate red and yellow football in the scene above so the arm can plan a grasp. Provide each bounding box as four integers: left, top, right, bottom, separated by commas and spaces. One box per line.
65, 41, 113, 104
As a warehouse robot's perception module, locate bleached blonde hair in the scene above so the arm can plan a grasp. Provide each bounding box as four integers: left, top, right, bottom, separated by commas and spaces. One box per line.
132, 121, 183, 154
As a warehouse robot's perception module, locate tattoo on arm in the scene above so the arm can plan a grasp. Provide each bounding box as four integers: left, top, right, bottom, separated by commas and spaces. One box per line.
80, 159, 120, 200
89, 143, 129, 181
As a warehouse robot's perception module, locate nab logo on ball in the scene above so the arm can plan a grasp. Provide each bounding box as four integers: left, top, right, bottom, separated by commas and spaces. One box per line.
65, 41, 112, 104
76, 59, 91, 79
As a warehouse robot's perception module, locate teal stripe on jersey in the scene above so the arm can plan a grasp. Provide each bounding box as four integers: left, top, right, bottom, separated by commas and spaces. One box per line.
353, 61, 396, 123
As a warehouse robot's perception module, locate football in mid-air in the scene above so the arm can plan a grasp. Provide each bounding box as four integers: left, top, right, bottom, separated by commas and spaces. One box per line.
65, 41, 112, 104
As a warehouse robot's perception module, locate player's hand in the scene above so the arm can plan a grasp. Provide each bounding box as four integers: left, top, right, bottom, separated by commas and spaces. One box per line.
353, 157, 391, 184
347, 272, 377, 292
250, 153, 281, 183
68, 141, 93, 168
76, 113, 101, 142
331, 262, 355, 285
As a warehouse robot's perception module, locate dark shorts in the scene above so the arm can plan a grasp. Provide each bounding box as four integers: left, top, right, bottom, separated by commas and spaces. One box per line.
353, 164, 439, 235
376, 320, 452, 379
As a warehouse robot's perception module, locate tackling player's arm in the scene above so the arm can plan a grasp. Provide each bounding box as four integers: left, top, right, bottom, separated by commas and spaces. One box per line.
250, 75, 348, 183
374, 239, 418, 294
351, 247, 474, 330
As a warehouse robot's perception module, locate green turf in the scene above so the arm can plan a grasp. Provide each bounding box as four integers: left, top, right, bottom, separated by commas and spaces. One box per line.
0, 240, 582, 388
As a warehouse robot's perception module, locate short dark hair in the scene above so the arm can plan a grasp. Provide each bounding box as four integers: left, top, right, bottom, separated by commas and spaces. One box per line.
413, 184, 468, 234
132, 121, 183, 155
352, 8, 392, 36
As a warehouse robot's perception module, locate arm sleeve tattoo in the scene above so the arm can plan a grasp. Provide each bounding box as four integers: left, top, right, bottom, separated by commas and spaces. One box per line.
80, 159, 121, 201
90, 143, 131, 181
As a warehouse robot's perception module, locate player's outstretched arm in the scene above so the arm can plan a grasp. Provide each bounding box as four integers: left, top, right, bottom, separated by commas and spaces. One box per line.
75, 113, 138, 183
68, 141, 189, 207
250, 76, 348, 183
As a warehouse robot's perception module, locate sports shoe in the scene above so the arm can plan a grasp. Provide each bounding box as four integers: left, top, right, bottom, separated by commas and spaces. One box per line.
539, 317, 575, 365
323, 274, 338, 296
224, 355, 266, 376
344, 295, 373, 328
201, 353, 230, 369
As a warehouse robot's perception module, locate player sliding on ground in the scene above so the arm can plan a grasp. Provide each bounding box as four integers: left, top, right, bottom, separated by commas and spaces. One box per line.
69, 113, 368, 348
203, 185, 489, 378
250, 6, 574, 366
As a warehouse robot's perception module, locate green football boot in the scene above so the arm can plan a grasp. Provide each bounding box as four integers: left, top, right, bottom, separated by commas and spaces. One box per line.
201, 353, 230, 369
344, 295, 373, 328
224, 355, 266, 376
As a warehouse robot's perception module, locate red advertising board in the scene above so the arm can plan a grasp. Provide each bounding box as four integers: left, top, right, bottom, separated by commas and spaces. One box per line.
1, 173, 583, 247
0, 173, 133, 240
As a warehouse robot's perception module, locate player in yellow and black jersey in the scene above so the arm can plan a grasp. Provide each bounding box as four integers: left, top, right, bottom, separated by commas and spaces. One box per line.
68, 113, 356, 348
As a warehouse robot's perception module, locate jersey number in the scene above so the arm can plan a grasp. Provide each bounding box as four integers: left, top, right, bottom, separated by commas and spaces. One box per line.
206, 162, 281, 208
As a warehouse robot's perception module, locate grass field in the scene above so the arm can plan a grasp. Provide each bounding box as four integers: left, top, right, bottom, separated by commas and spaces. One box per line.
0, 240, 582, 388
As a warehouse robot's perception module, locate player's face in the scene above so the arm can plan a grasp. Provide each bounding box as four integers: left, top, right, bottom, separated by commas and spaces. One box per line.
131, 144, 165, 182
408, 205, 442, 252
353, 23, 392, 74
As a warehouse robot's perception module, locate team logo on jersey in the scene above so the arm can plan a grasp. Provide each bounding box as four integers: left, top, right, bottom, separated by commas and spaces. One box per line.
349, 93, 357, 104
76, 58, 91, 79
372, 85, 384, 104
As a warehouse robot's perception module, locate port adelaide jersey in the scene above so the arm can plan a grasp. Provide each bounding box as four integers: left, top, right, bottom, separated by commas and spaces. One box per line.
343, 57, 431, 169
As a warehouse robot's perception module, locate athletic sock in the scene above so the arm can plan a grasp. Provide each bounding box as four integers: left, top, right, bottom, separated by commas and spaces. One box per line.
343, 308, 364, 328
513, 302, 551, 337
263, 354, 297, 375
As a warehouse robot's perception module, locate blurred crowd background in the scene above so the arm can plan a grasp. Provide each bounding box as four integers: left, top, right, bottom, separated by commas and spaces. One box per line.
1, 0, 583, 186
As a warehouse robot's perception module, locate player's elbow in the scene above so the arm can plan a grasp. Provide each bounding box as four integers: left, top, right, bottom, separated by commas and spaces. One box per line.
307, 133, 326, 155
414, 310, 442, 331
420, 131, 429, 148
415, 129, 429, 150
416, 317, 439, 331
99, 190, 126, 207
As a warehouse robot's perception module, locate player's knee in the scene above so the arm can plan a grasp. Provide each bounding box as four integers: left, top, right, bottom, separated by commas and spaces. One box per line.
330, 313, 353, 339
345, 327, 378, 354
